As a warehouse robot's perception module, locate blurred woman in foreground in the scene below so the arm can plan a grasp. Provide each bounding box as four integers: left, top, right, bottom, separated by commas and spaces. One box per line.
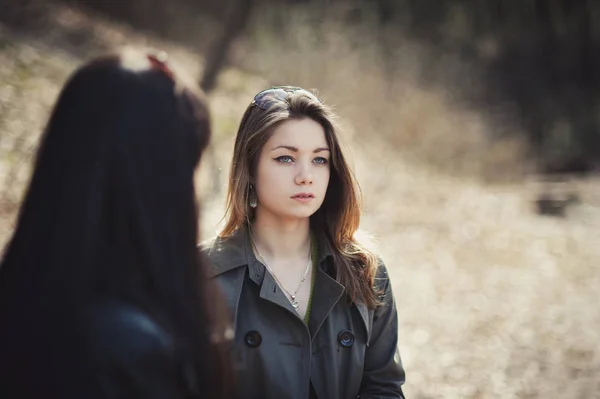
0, 49, 232, 398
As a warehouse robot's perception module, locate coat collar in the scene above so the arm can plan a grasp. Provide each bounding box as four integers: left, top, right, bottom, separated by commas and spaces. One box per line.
201, 225, 372, 344
202, 225, 334, 279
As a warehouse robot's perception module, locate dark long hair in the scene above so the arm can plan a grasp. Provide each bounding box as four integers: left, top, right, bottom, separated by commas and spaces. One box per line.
0, 50, 232, 397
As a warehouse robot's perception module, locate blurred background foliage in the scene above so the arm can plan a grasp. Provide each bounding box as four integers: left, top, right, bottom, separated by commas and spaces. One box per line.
5, 0, 599, 173
0, 1, 599, 398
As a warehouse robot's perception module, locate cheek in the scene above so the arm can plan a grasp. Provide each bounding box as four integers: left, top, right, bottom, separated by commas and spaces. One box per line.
320, 168, 331, 188
255, 158, 275, 183
256, 166, 285, 196
320, 168, 332, 197
258, 166, 285, 187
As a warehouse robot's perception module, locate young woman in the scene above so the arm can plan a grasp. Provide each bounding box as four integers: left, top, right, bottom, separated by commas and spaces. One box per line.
0, 49, 233, 398
202, 86, 405, 398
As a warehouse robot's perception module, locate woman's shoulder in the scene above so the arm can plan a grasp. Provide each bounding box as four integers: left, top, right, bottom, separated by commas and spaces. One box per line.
199, 230, 249, 277
373, 256, 392, 289
198, 234, 220, 254
198, 229, 244, 254
75, 302, 200, 398
83, 301, 175, 363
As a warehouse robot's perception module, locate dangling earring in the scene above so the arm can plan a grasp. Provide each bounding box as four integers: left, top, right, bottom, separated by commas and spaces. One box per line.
249, 184, 258, 209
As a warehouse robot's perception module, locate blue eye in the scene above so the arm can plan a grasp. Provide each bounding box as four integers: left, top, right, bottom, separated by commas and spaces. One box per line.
275, 155, 294, 163
313, 157, 329, 165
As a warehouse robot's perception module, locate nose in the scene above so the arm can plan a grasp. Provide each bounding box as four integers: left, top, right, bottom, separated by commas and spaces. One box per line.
294, 162, 313, 185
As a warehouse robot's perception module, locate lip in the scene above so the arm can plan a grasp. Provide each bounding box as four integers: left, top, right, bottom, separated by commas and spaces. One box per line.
291, 192, 315, 203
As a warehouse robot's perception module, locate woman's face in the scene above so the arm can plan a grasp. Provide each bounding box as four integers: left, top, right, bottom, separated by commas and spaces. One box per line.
253, 117, 331, 223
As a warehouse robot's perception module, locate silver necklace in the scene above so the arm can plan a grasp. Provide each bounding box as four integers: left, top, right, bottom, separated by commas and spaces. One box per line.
249, 231, 312, 311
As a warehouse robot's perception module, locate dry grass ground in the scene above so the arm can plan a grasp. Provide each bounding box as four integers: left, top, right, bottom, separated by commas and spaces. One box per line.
1, 5, 599, 398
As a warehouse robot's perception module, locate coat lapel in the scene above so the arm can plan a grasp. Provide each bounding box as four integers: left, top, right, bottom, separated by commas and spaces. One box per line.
203, 227, 372, 341
258, 270, 299, 315
354, 300, 372, 345
308, 265, 345, 338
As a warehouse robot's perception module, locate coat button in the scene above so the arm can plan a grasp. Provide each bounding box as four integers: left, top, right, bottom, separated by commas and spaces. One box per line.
245, 330, 262, 348
338, 330, 355, 348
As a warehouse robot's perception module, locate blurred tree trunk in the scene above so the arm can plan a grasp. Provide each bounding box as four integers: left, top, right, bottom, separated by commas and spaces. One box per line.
200, 0, 254, 92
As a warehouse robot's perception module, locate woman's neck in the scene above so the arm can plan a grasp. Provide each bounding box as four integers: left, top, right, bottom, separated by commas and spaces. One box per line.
250, 213, 311, 261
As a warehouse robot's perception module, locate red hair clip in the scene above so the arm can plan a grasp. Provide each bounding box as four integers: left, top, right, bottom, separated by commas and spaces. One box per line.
147, 52, 174, 80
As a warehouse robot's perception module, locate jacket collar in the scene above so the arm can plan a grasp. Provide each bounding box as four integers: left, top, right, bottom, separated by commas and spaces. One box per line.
203, 225, 334, 279
202, 225, 372, 342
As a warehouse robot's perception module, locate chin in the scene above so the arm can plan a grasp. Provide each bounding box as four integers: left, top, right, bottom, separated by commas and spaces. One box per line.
284, 211, 316, 220
260, 201, 323, 221
278, 208, 319, 221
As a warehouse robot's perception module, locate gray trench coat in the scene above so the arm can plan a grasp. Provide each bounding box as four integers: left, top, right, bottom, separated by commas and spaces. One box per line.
202, 228, 406, 399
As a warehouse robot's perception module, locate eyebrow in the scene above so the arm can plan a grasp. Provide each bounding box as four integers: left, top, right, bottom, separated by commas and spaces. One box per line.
271, 145, 330, 153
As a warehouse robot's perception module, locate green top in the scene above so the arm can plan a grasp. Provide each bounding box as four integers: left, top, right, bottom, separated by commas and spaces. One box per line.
303, 233, 318, 325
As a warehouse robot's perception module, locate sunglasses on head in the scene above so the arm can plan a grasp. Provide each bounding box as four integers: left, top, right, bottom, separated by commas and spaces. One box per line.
252, 86, 323, 110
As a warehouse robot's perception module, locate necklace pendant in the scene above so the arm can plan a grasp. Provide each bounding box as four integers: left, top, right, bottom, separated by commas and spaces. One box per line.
291, 300, 299, 310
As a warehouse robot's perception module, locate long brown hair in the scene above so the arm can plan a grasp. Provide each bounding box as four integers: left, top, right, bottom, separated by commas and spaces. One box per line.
220, 89, 381, 308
